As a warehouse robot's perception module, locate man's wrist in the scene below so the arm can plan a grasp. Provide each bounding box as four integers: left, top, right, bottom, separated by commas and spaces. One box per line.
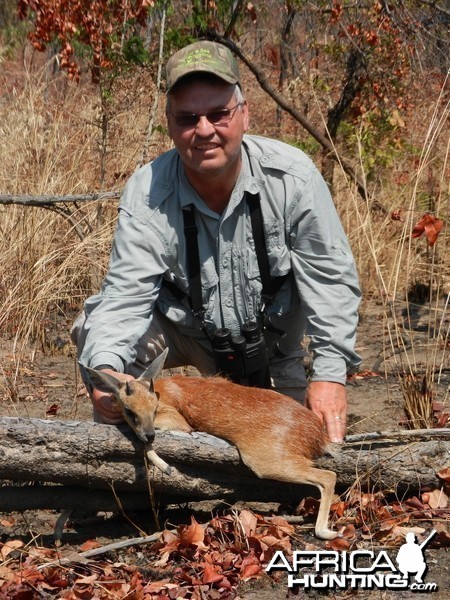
93, 364, 117, 372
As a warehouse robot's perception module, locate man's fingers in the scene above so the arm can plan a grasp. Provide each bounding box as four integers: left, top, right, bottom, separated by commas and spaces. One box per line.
93, 392, 123, 424
325, 413, 346, 443
306, 380, 348, 442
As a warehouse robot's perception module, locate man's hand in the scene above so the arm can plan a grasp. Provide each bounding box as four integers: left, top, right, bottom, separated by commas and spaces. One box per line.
306, 381, 347, 443
90, 369, 135, 425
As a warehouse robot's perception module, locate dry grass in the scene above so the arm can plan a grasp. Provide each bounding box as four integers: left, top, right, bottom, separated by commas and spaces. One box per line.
0, 47, 448, 427
0, 50, 168, 347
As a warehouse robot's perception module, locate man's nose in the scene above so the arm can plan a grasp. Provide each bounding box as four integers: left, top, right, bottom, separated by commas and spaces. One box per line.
195, 115, 215, 135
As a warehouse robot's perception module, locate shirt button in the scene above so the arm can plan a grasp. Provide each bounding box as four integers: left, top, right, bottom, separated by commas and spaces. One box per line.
222, 259, 228, 268
225, 299, 232, 307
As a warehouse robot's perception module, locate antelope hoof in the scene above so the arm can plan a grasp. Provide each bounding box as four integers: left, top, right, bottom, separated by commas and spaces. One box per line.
147, 449, 172, 476
316, 528, 340, 540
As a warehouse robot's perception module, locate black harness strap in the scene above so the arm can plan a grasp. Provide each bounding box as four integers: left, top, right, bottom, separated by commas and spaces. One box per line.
246, 192, 288, 307
182, 205, 204, 317
164, 194, 288, 320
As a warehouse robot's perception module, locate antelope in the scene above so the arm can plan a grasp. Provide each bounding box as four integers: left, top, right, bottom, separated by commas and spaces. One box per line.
84, 348, 339, 540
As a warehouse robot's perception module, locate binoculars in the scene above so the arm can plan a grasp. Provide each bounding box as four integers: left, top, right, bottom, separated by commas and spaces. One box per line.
212, 321, 271, 389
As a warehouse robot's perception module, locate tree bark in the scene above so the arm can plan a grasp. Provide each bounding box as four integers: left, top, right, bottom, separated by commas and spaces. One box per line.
0, 417, 448, 511
0, 192, 120, 207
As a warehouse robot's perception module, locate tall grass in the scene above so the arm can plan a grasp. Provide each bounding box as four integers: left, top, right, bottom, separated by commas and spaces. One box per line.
0, 49, 448, 427
340, 77, 450, 428
0, 50, 167, 349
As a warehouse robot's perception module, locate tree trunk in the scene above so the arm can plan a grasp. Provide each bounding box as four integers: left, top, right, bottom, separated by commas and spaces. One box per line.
0, 417, 448, 511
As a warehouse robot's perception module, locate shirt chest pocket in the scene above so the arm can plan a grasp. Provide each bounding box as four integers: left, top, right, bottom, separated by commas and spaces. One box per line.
200, 255, 219, 291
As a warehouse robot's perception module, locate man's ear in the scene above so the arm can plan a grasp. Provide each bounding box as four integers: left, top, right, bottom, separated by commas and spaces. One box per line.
242, 100, 250, 133
166, 102, 174, 140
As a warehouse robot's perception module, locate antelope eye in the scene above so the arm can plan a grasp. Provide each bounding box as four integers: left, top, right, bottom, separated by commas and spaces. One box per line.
124, 407, 137, 423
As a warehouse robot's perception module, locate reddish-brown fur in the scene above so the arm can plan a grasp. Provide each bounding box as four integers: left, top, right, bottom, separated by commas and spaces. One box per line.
85, 355, 338, 540
155, 375, 327, 461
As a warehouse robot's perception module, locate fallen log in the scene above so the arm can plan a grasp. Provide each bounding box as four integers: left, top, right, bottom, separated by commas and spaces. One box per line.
0, 417, 448, 511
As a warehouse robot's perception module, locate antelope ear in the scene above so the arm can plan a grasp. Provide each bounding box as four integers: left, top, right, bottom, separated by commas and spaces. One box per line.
83, 366, 121, 396
138, 348, 169, 384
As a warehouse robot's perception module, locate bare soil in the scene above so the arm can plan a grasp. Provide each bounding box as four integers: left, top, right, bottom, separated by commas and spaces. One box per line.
1, 297, 449, 598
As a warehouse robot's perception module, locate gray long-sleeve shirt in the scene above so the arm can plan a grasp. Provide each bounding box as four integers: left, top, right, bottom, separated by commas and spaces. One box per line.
79, 134, 361, 383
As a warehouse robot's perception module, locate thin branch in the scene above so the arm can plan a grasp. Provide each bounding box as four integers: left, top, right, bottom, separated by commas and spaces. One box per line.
47, 204, 91, 242
38, 530, 166, 570
224, 0, 245, 38
138, 1, 168, 167
345, 428, 450, 444
206, 31, 377, 207
0, 192, 121, 207
417, 0, 450, 17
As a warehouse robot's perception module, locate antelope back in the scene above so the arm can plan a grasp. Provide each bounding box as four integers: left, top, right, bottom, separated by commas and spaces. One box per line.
153, 375, 327, 461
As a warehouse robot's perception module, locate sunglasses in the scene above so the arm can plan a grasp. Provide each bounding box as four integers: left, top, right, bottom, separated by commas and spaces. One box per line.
169, 102, 243, 128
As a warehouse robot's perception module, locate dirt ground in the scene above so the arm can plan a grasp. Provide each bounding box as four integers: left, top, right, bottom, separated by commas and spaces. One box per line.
0, 297, 449, 598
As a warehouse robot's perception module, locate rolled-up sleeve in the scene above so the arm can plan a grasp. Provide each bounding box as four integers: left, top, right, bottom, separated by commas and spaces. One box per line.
289, 166, 361, 383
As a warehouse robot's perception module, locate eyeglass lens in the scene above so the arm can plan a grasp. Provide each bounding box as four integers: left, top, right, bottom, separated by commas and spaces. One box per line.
172, 103, 241, 128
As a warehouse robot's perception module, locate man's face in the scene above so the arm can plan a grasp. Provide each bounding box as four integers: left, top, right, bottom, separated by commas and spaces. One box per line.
167, 78, 249, 183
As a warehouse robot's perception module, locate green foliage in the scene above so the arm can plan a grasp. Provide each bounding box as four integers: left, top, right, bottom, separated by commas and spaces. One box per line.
338, 111, 405, 179
287, 137, 322, 157
164, 26, 196, 55
123, 35, 151, 66
0, 0, 29, 58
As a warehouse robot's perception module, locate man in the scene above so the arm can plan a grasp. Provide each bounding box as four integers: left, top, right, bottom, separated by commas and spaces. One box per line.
74, 40, 361, 443
396, 532, 428, 583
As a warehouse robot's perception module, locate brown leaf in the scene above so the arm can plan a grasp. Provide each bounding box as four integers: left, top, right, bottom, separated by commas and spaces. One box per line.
304, 542, 321, 551
359, 493, 377, 507
79, 539, 101, 552
436, 467, 450, 484
74, 573, 99, 584
391, 209, 404, 221
427, 489, 448, 509
46, 403, 59, 416
412, 213, 444, 246
341, 524, 356, 539
179, 516, 205, 547
392, 525, 426, 539
152, 550, 171, 567
326, 536, 350, 551
142, 579, 173, 593
268, 516, 295, 536
432, 523, 450, 547
331, 501, 347, 517
378, 518, 401, 532
0, 540, 24, 559
350, 369, 380, 379
0, 565, 15, 583
260, 534, 287, 549
202, 563, 224, 584
240, 563, 262, 581
405, 496, 425, 510
238, 510, 258, 537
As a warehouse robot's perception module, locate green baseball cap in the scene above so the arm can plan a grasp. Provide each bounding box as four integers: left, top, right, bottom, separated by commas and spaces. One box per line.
166, 41, 241, 92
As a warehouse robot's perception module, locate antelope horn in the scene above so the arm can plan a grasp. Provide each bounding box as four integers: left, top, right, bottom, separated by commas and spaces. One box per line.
146, 449, 172, 476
